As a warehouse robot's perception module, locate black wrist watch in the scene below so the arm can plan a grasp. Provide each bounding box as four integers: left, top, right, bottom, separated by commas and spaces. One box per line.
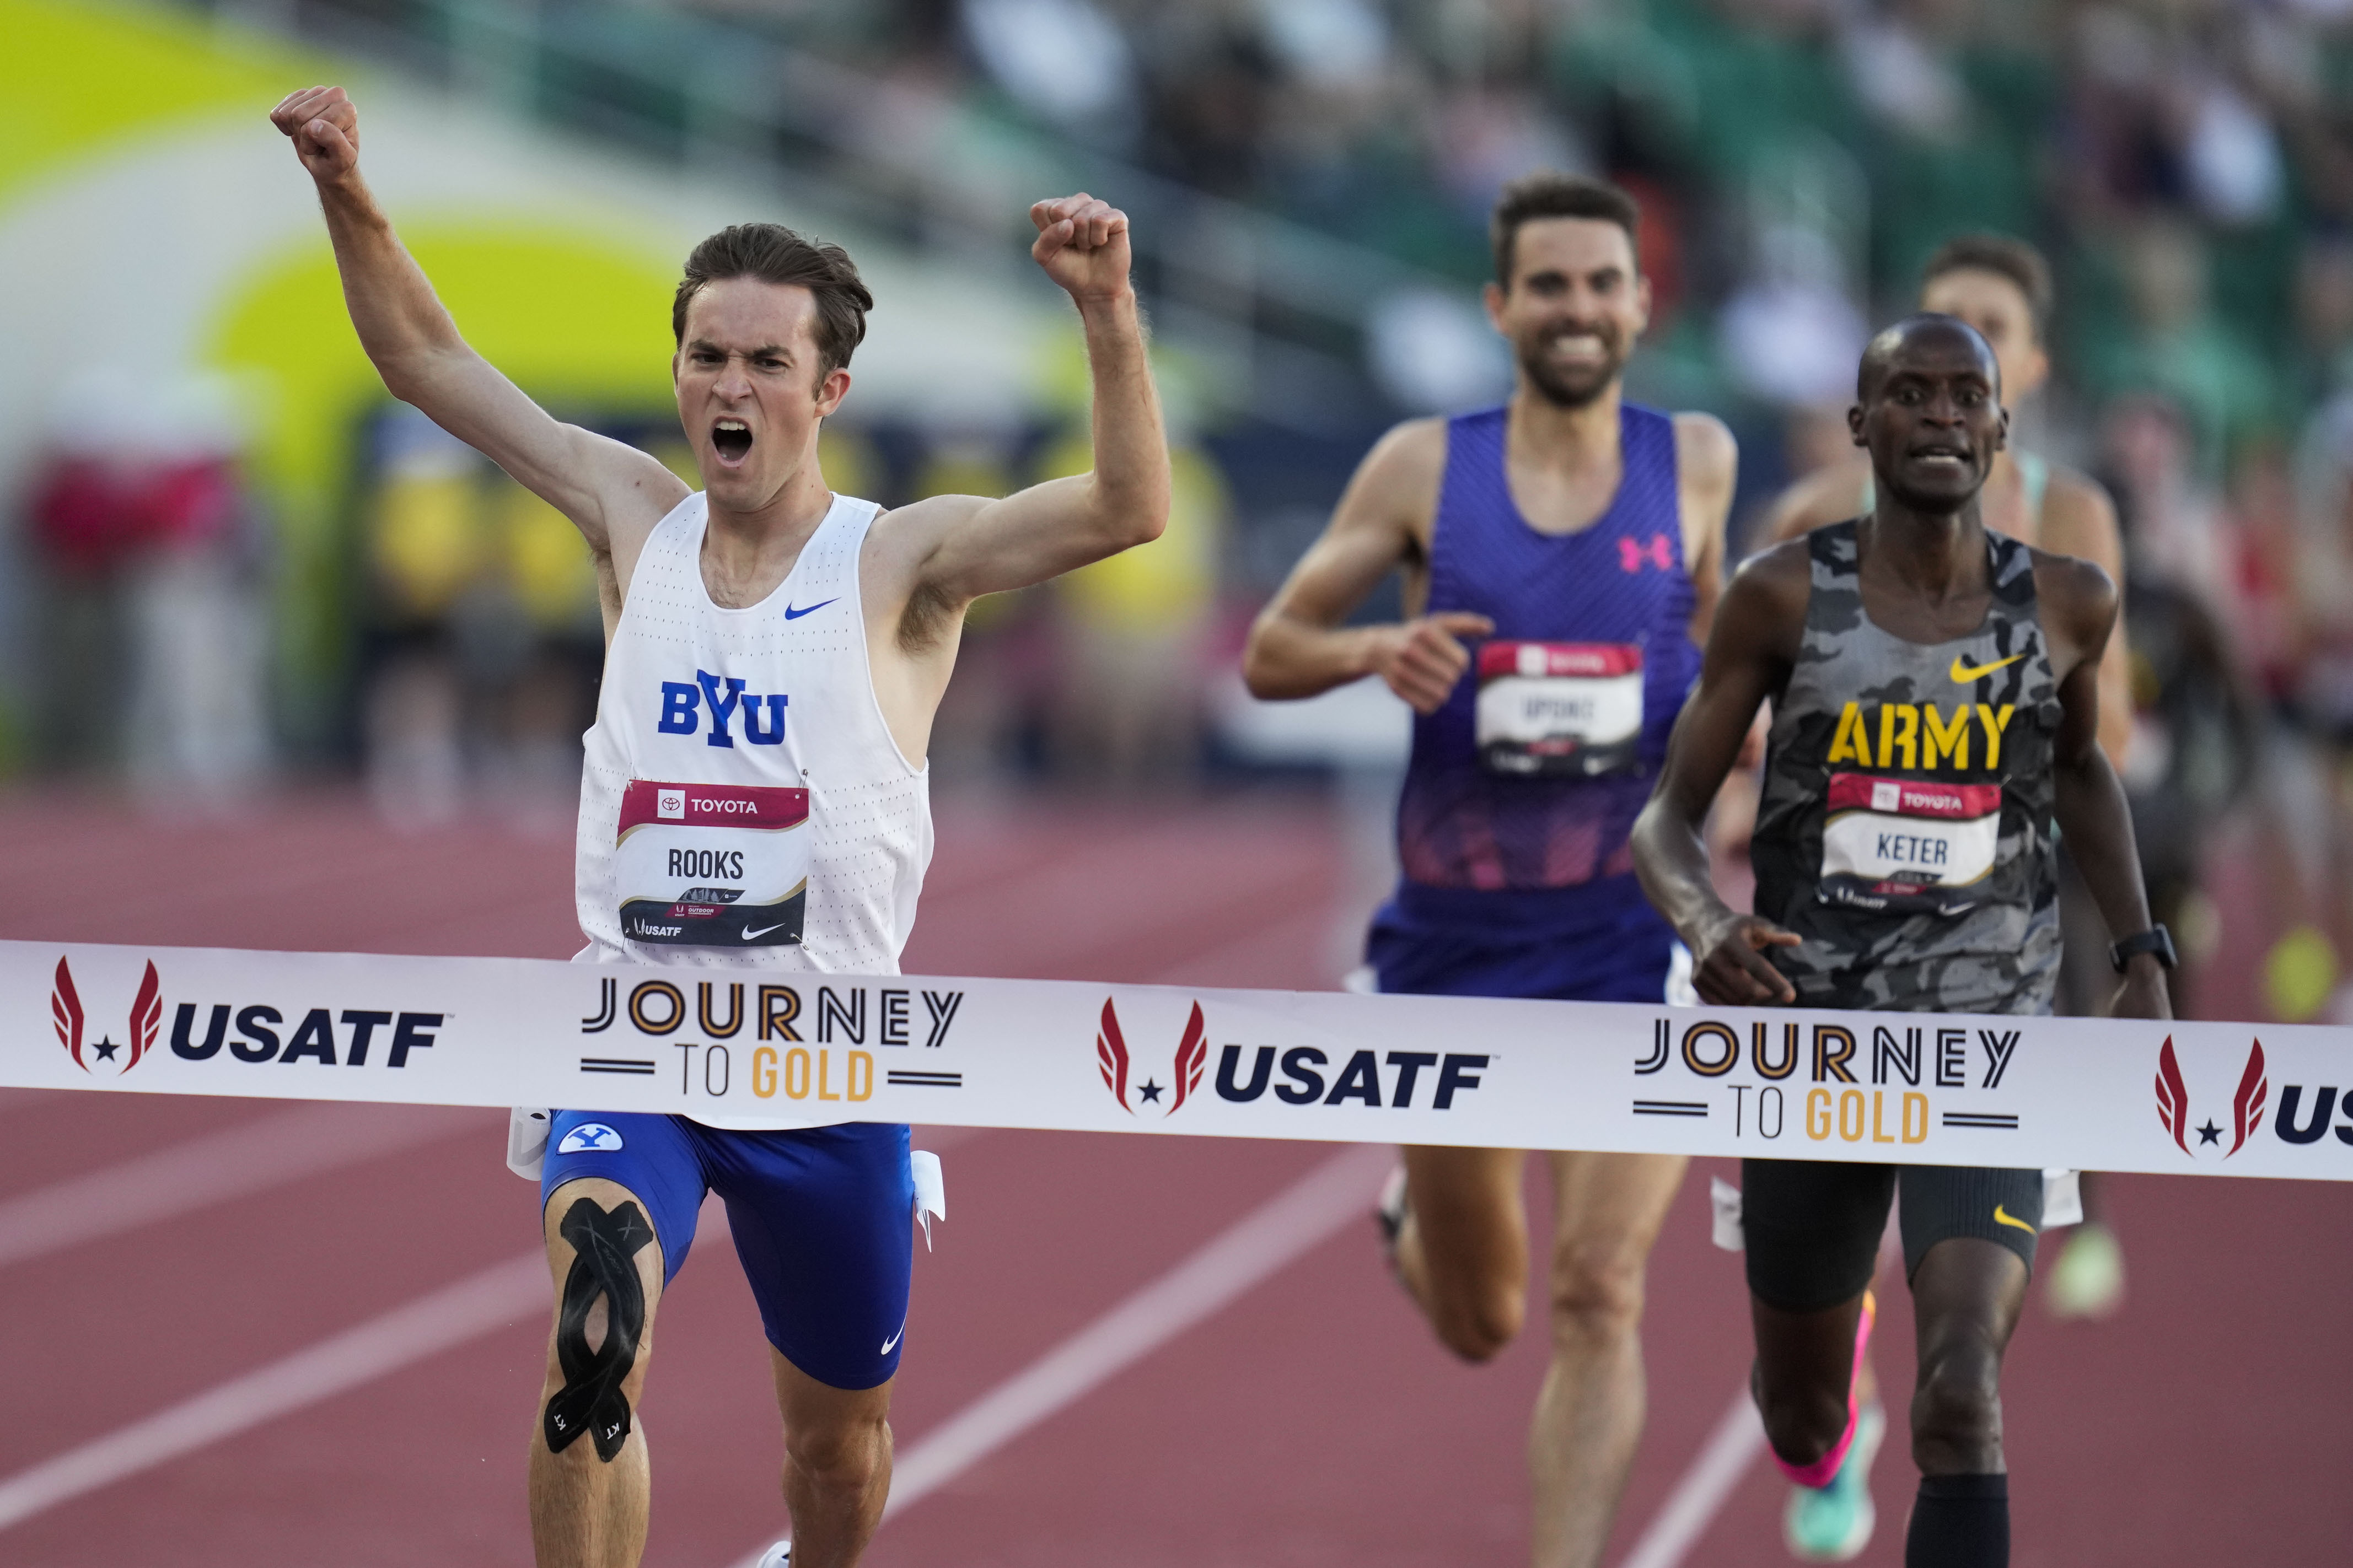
2109, 925, 2178, 973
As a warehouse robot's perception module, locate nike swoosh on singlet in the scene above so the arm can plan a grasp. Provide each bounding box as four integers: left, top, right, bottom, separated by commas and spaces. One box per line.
1992, 1203, 2037, 1235
782, 598, 838, 620
1949, 652, 2026, 683
742, 923, 790, 941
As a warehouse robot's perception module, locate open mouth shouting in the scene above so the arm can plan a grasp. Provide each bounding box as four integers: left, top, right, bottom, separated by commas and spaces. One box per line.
711, 418, 754, 468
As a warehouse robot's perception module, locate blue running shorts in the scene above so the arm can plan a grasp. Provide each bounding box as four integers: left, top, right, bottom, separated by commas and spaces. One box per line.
540, 1112, 915, 1390
1367, 871, 1674, 1003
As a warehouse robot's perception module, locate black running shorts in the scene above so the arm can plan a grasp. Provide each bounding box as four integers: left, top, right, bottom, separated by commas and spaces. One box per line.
1740, 1159, 2043, 1314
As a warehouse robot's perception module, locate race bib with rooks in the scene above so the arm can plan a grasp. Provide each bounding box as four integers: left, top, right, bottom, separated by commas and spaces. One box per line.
1819, 773, 2001, 915
616, 780, 810, 946
1474, 642, 1645, 778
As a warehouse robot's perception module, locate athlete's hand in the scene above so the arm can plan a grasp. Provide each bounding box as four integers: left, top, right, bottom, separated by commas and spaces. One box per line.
2108, 957, 2173, 1020
1030, 194, 1132, 303
1693, 913, 1801, 1005
1368, 612, 1493, 713
271, 85, 360, 185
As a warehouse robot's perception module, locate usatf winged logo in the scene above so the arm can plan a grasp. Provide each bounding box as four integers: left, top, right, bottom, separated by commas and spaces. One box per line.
2155, 1035, 2266, 1158
51, 956, 162, 1075
1095, 998, 1208, 1116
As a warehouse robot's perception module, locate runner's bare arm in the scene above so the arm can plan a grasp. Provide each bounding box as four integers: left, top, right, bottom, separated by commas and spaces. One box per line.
268, 87, 688, 565
2040, 557, 2171, 1020
1631, 546, 1811, 1004
1754, 458, 1872, 549
2039, 468, 2135, 767
1240, 422, 1493, 712
1673, 413, 1738, 643
879, 195, 1169, 631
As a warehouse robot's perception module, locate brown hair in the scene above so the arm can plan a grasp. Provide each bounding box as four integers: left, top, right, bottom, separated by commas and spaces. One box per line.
671, 224, 873, 378
1921, 233, 2054, 336
1490, 173, 1641, 289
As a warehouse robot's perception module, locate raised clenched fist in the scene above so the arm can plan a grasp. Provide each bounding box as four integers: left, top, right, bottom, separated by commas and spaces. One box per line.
1028, 193, 1132, 304
270, 85, 361, 184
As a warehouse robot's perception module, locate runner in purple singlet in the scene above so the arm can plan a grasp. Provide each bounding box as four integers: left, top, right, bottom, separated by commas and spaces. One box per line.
1243, 173, 1736, 1568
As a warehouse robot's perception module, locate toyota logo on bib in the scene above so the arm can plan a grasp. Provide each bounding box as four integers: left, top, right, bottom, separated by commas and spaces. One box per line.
657, 789, 685, 820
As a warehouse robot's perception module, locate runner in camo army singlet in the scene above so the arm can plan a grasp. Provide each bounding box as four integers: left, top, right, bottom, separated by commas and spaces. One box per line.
1633, 316, 2170, 1568
1749, 518, 2062, 1014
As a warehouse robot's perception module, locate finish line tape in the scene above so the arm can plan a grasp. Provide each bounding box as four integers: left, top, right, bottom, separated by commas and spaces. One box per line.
5, 939, 2352, 1181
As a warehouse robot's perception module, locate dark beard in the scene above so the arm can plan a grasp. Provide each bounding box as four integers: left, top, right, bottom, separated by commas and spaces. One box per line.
1519, 335, 1626, 408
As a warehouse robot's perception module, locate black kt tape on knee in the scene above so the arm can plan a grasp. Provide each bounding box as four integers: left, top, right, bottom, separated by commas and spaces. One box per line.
544, 1198, 657, 1462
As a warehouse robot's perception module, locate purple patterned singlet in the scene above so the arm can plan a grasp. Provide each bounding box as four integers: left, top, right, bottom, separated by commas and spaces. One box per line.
1394, 402, 1700, 891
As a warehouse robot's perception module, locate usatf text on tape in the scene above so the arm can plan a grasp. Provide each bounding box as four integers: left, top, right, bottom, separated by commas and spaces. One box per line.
8, 940, 2353, 1180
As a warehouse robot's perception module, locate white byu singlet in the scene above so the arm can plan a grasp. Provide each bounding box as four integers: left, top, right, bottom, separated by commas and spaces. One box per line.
574, 491, 932, 976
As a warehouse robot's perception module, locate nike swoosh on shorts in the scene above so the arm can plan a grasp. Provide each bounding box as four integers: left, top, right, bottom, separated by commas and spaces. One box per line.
783, 598, 838, 620
880, 1321, 906, 1354
1992, 1203, 2037, 1235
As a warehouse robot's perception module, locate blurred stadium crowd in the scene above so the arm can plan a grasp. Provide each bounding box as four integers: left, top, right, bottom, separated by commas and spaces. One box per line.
13, 0, 2353, 1016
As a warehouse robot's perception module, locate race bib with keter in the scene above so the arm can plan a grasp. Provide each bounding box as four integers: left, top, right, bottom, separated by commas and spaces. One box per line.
1474, 642, 1645, 778
1819, 773, 2002, 916
615, 780, 810, 946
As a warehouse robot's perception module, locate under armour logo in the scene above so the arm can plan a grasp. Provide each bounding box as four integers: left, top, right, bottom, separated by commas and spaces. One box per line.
1618, 535, 1674, 573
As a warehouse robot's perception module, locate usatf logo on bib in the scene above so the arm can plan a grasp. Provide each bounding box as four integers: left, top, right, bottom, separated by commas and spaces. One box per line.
616, 780, 811, 947
1474, 640, 1645, 778
1820, 772, 2001, 916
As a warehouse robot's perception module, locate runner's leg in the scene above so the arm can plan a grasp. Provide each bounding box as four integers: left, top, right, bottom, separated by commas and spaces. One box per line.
1903, 1239, 2028, 1566
722, 1120, 914, 1567
1743, 1160, 1895, 1475
530, 1175, 673, 1568
771, 1356, 894, 1567
1529, 1151, 1686, 1568
1750, 1292, 1872, 1473
1393, 1144, 1530, 1359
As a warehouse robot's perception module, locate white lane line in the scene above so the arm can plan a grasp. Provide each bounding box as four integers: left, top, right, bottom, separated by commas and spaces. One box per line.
0, 1102, 485, 1271
1615, 1387, 1767, 1568
724, 1141, 1394, 1568
0, 1118, 975, 1534
0, 1250, 546, 1533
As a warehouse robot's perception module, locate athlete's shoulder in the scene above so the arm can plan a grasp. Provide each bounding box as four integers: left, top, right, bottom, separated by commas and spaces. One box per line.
1728, 533, 1818, 596
1669, 410, 1738, 481
1335, 415, 1452, 524
1758, 456, 1872, 548
864, 487, 968, 546
2025, 540, 2120, 643
1718, 534, 1816, 628
2034, 461, 2123, 573
1358, 415, 1452, 477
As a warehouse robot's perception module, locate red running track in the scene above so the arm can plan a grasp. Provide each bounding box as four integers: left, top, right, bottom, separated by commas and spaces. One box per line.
1, 790, 2348, 1566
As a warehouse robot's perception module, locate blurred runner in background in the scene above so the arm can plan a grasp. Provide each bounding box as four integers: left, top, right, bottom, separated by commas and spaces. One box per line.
1244, 173, 1733, 1568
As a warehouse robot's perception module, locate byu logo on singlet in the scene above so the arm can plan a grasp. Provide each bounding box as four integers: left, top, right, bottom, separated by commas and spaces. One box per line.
657, 670, 790, 748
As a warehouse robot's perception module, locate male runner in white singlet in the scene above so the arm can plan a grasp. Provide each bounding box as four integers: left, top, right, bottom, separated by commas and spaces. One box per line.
273, 85, 1169, 1568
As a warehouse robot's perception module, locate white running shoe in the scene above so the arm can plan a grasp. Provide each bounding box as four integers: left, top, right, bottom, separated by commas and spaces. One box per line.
755, 1543, 791, 1568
